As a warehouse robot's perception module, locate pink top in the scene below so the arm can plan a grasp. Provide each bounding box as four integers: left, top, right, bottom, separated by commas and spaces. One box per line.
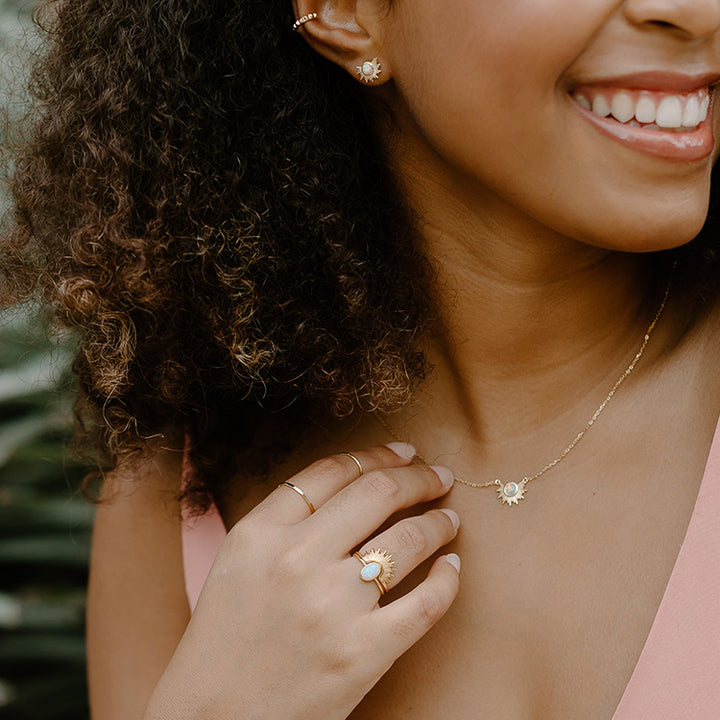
181, 421, 720, 718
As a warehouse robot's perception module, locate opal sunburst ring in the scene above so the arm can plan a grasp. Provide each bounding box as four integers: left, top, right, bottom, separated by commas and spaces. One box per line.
354, 549, 395, 595
279, 481, 316, 514
356, 58, 382, 84
495, 478, 528, 506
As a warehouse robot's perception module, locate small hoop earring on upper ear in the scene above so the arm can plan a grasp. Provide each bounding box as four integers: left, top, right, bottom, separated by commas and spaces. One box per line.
292, 12, 318, 32
356, 58, 382, 84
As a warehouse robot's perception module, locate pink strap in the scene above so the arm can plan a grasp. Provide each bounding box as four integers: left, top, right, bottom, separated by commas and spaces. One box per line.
180, 444, 227, 611
612, 420, 720, 718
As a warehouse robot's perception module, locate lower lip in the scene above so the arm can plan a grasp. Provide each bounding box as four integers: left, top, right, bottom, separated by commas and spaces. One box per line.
570, 96, 715, 162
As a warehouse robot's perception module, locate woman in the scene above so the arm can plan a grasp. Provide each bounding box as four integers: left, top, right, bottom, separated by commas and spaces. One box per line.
2, 0, 719, 717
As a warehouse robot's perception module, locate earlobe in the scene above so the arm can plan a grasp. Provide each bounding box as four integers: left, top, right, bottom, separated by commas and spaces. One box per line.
291, 0, 392, 85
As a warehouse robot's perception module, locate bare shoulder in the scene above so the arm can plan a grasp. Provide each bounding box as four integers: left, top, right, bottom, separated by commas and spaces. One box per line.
87, 440, 191, 720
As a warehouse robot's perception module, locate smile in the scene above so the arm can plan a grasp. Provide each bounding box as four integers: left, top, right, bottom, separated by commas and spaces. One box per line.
572, 87, 709, 132
569, 82, 716, 161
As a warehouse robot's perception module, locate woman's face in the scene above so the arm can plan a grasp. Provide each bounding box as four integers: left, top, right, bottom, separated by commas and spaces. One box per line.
379, 0, 720, 251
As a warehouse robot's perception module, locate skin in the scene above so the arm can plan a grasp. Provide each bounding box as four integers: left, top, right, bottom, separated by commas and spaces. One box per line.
297, 0, 720, 714
299, 0, 720, 469
89, 1, 720, 719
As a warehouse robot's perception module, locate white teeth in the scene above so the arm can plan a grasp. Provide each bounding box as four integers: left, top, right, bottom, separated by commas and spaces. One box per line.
576, 86, 711, 130
592, 95, 611, 117
682, 95, 700, 127
656, 96, 683, 128
610, 91, 635, 123
700, 95, 710, 122
575, 94, 591, 110
635, 95, 656, 124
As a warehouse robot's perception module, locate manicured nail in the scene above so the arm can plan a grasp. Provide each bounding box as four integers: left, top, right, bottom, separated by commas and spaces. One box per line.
445, 553, 461, 573
384, 442, 416, 460
430, 465, 454, 489
438, 508, 460, 531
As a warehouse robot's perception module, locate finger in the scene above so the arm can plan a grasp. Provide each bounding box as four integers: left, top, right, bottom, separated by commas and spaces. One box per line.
363, 554, 460, 660
352, 508, 459, 597
307, 463, 454, 551
247, 443, 416, 525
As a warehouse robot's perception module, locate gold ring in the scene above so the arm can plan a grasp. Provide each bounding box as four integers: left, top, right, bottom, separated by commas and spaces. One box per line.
339, 451, 364, 478
353, 549, 395, 595
279, 481, 316, 514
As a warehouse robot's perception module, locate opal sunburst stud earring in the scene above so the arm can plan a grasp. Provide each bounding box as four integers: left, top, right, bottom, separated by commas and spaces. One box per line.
356, 57, 382, 84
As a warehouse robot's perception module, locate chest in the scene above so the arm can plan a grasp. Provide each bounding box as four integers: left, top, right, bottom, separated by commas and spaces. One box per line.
215, 330, 720, 719
344, 416, 716, 720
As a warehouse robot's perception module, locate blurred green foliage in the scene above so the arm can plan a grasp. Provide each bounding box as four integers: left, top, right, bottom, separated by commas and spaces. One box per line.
0, 1, 93, 718
0, 309, 91, 720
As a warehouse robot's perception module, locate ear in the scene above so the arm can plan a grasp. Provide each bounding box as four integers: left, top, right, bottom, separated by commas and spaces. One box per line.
291, 0, 392, 85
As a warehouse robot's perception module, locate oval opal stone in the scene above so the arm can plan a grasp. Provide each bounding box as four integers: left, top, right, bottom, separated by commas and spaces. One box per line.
503, 482, 519, 497
362, 62, 374, 76
361, 562, 382, 581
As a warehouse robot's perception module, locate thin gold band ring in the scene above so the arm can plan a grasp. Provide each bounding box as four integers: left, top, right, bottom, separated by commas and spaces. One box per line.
279, 481, 316, 514
339, 451, 364, 478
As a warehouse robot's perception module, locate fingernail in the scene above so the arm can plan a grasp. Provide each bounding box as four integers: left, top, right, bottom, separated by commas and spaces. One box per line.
445, 553, 461, 573
384, 442, 416, 460
438, 508, 460, 531
430, 465, 454, 489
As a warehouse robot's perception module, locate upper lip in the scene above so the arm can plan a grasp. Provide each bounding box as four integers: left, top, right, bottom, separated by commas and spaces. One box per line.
570, 71, 720, 93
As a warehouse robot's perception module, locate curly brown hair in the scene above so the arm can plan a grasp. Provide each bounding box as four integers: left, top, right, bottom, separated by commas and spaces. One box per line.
2, 0, 719, 511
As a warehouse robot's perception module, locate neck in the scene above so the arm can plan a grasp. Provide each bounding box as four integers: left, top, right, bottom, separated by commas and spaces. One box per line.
385, 130, 670, 451
429, 232, 652, 380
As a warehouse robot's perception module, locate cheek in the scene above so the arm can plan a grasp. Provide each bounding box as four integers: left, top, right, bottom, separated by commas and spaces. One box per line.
387, 1, 609, 138
386, 2, 609, 204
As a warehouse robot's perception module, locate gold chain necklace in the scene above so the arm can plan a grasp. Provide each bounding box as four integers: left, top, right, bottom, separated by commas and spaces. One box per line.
375, 277, 673, 507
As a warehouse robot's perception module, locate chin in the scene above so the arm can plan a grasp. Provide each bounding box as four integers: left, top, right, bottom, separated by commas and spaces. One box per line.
576, 210, 708, 253
557, 177, 712, 253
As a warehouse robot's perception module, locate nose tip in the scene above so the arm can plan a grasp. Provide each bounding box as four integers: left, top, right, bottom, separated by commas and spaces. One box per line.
625, 0, 720, 39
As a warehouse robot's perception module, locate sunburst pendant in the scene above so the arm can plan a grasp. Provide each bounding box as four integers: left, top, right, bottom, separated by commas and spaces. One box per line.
495, 478, 528, 506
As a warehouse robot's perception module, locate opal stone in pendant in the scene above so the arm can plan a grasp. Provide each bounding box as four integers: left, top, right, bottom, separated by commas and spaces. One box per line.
495, 478, 527, 506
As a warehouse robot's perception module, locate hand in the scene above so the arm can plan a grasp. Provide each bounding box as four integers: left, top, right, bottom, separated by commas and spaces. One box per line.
144, 444, 460, 720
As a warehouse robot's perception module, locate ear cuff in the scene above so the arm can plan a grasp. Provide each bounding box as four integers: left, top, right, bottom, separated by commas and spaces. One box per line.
292, 12, 318, 31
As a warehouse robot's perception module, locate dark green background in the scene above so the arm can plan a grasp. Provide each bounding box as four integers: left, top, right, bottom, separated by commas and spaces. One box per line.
1, 2, 93, 717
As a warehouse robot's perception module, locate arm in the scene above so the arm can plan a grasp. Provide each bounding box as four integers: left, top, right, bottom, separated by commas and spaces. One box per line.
86, 444, 190, 720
